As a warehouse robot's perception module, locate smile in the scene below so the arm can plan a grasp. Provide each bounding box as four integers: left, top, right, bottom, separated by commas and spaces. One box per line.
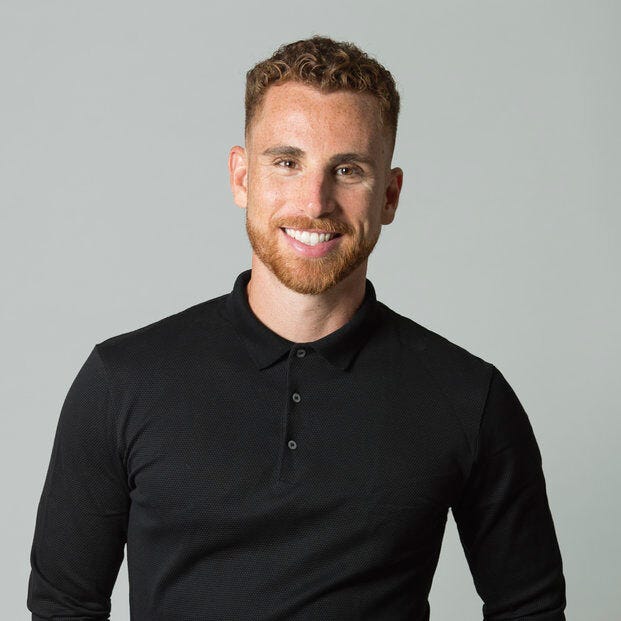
283, 228, 341, 247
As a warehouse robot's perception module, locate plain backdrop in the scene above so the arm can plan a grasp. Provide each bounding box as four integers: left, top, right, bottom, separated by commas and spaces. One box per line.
2, 1, 619, 619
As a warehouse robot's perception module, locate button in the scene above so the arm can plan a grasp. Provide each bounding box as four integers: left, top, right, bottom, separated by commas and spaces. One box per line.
296, 348, 306, 358
292, 392, 301, 403
288, 440, 297, 450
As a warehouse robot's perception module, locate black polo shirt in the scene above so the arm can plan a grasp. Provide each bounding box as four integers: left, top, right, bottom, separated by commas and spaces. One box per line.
28, 270, 566, 620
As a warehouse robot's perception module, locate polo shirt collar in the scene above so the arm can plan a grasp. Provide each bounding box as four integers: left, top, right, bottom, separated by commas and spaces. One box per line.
225, 270, 379, 371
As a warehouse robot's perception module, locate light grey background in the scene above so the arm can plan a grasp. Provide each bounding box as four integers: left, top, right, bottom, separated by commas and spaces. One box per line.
2, 1, 619, 619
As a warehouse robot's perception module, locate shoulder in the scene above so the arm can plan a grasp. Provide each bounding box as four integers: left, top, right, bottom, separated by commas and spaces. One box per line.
376, 302, 497, 421
93, 292, 230, 377
377, 301, 494, 377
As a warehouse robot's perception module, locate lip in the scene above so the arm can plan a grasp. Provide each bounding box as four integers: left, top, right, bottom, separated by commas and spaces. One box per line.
280, 228, 343, 258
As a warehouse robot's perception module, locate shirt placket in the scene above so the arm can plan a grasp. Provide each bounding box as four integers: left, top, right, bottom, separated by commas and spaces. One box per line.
278, 345, 310, 483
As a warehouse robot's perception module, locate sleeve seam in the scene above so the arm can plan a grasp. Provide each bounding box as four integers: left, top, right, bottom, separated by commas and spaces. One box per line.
93, 344, 128, 489
452, 362, 497, 509
471, 363, 498, 468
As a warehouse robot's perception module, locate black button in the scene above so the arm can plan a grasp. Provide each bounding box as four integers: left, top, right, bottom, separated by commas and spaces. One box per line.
292, 392, 301, 403
288, 440, 297, 450
296, 348, 306, 358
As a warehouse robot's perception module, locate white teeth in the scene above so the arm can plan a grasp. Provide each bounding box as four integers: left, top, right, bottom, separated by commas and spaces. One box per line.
284, 229, 335, 246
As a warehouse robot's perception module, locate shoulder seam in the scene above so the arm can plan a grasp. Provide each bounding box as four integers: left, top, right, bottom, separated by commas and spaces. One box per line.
93, 344, 128, 486
461, 363, 498, 492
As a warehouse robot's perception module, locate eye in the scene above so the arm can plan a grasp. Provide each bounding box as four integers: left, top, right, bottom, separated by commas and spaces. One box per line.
335, 165, 362, 177
275, 159, 297, 169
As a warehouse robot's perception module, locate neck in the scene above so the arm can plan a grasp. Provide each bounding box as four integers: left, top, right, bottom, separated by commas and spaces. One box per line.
246, 256, 368, 343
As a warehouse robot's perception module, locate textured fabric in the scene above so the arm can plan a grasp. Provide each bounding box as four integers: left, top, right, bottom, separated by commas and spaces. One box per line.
28, 270, 566, 620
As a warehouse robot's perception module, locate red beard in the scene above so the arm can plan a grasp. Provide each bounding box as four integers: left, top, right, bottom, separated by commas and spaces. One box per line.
245, 213, 380, 295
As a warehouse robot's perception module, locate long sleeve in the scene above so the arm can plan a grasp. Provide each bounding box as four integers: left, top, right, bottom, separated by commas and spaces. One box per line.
27, 345, 130, 620
452, 366, 566, 620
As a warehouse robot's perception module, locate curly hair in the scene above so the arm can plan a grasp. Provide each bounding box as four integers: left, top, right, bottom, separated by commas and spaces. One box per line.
245, 35, 400, 144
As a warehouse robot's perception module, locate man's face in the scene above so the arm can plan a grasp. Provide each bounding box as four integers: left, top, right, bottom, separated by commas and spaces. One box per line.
229, 81, 402, 295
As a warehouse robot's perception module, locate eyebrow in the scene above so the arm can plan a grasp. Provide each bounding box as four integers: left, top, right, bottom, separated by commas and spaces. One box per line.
261, 145, 375, 168
261, 146, 304, 159
329, 152, 375, 167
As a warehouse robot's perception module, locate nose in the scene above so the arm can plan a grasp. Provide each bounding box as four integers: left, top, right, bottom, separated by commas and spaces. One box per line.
298, 171, 336, 218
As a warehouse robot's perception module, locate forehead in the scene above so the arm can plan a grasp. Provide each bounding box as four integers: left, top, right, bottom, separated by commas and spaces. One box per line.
248, 82, 386, 151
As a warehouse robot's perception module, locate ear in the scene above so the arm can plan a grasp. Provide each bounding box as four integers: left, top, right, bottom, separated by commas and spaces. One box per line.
228, 145, 248, 209
381, 166, 403, 225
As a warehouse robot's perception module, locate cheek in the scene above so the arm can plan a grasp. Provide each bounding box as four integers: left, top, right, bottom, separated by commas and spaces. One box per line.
257, 171, 293, 199
248, 177, 287, 212
338, 188, 383, 228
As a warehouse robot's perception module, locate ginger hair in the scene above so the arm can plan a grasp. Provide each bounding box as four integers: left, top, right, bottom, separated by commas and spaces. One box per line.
244, 35, 400, 145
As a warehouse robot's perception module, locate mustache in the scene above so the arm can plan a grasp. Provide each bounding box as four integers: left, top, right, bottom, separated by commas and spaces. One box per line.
272, 216, 353, 235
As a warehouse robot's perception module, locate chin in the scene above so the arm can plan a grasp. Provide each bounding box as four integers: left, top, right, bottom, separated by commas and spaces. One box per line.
246, 218, 379, 295
265, 249, 372, 295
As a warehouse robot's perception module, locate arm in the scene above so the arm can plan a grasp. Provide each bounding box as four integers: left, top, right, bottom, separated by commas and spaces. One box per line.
452, 366, 566, 620
27, 346, 130, 620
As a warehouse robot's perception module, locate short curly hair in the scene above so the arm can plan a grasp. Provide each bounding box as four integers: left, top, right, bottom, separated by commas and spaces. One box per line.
245, 35, 400, 145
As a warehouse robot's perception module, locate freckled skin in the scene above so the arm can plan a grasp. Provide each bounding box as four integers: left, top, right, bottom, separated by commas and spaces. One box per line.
229, 82, 402, 295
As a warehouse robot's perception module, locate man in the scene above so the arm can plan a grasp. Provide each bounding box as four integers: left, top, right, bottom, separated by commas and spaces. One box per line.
28, 36, 566, 620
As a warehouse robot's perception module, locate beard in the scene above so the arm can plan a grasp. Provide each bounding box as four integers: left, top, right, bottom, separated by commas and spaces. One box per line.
245, 212, 380, 295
